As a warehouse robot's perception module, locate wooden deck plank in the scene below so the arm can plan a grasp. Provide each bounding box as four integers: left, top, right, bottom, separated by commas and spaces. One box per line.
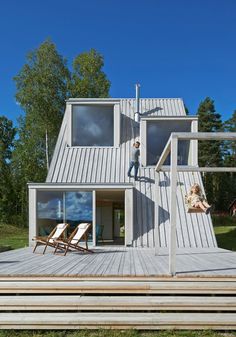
1, 279, 236, 294
1, 295, 236, 311
80, 248, 113, 276
0, 312, 236, 329
100, 248, 121, 276
0, 247, 236, 277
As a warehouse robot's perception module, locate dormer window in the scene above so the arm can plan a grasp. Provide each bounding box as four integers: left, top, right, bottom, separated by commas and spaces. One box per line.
68, 101, 120, 147
140, 116, 198, 166
72, 105, 114, 146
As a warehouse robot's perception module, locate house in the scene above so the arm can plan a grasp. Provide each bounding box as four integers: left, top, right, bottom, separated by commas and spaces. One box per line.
28, 96, 217, 249
5, 98, 236, 329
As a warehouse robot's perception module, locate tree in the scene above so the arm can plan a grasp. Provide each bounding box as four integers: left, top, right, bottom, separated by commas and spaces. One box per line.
184, 104, 189, 115
224, 110, 236, 165
13, 39, 70, 225
197, 97, 223, 209
0, 116, 16, 223
197, 97, 223, 166
70, 49, 110, 98
223, 111, 236, 206
12, 41, 111, 226
14, 39, 70, 164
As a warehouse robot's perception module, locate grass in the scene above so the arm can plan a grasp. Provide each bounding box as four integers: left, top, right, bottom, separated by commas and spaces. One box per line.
0, 331, 235, 337
212, 215, 236, 251
0, 223, 28, 250
212, 215, 236, 227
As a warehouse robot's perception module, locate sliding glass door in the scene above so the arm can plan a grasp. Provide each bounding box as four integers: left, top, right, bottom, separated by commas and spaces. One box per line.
37, 190, 93, 241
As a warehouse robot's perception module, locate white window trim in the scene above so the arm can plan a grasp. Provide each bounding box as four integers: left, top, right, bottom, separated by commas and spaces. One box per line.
28, 184, 133, 247
67, 101, 120, 148
140, 116, 198, 167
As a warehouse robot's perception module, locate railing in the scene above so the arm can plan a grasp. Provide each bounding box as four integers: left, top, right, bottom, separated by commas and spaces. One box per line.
155, 132, 236, 276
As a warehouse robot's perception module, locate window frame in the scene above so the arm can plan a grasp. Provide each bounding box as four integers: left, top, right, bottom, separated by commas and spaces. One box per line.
67, 101, 120, 148
140, 116, 198, 167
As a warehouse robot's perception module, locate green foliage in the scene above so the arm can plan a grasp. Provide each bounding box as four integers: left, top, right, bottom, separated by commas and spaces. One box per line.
13, 39, 70, 225
197, 97, 223, 166
70, 48, 110, 98
197, 97, 226, 209
0, 223, 28, 250
14, 39, 70, 166
10, 41, 111, 226
184, 104, 189, 115
224, 110, 236, 163
222, 111, 236, 205
212, 215, 236, 226
0, 116, 16, 224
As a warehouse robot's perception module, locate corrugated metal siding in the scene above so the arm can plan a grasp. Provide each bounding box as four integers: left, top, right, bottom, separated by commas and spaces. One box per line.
46, 98, 216, 248
132, 169, 216, 248
47, 98, 186, 184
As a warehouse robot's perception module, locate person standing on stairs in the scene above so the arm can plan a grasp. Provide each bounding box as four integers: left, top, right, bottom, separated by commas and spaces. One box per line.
127, 141, 140, 181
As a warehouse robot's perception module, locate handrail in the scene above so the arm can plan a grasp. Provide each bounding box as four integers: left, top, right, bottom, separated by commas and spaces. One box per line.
154, 132, 236, 276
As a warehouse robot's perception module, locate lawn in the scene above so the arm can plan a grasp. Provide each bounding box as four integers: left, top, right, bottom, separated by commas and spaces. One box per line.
212, 215, 236, 251
0, 224, 28, 251
0, 330, 235, 337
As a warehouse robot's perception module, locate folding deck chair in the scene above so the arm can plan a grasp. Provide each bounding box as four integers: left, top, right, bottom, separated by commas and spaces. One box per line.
32, 223, 69, 254
54, 222, 93, 256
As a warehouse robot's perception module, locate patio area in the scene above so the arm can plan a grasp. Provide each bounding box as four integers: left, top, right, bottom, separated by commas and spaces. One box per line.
0, 245, 236, 277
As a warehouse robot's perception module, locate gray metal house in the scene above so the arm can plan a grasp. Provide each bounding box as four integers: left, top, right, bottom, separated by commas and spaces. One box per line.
28, 97, 216, 249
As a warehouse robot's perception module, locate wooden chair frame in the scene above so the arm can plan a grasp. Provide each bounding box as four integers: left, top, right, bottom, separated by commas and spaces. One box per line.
32, 223, 69, 254
54, 223, 93, 256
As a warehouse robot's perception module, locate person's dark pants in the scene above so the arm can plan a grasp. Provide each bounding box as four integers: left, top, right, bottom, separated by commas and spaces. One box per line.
128, 161, 139, 180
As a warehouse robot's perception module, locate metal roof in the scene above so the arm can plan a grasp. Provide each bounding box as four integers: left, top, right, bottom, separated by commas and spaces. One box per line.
47, 98, 186, 184
46, 98, 216, 248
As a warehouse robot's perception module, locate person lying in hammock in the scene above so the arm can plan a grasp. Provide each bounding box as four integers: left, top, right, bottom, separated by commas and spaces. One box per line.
186, 183, 212, 214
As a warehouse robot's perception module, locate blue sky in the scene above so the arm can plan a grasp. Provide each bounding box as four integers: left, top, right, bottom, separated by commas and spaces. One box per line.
0, 0, 236, 125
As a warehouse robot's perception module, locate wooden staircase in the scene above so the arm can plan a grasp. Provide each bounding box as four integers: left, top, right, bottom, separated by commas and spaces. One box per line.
0, 277, 236, 330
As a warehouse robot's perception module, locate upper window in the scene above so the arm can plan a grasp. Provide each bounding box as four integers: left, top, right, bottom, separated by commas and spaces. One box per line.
72, 105, 114, 146
146, 120, 192, 165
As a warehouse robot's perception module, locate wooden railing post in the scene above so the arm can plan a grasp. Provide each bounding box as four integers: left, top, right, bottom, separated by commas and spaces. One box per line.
169, 135, 178, 275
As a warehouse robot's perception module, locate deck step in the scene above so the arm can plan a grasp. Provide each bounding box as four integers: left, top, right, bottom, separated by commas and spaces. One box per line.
0, 312, 236, 330
0, 295, 236, 311
1, 280, 236, 294
1, 278, 236, 329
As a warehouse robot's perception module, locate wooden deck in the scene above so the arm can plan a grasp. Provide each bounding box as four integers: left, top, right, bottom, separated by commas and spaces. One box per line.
0, 246, 236, 330
0, 246, 235, 277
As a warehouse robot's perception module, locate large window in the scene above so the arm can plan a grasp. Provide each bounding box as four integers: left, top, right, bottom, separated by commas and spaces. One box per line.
147, 120, 192, 165
72, 105, 114, 146
37, 191, 93, 240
